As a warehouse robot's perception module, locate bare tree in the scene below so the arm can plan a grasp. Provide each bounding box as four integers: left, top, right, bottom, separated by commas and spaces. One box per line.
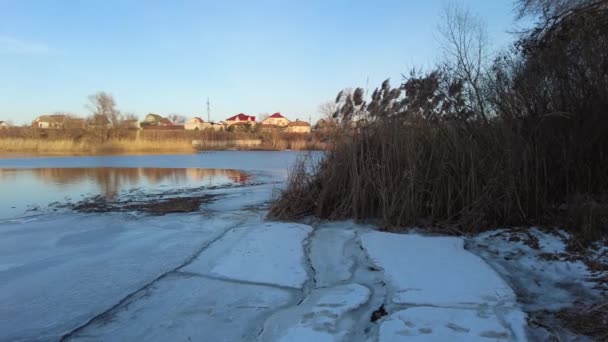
167, 114, 186, 124
123, 112, 138, 121
87, 92, 122, 127
318, 101, 338, 120
258, 112, 270, 122
438, 3, 490, 122
515, 0, 591, 19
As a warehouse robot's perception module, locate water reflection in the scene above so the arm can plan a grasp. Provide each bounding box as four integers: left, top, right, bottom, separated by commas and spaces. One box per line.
0, 167, 249, 198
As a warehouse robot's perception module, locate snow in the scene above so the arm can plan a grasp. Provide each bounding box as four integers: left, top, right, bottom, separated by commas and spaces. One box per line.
259, 284, 371, 342
361, 231, 517, 307
0, 152, 544, 341
205, 183, 276, 212
468, 228, 600, 312
0, 213, 236, 342
182, 222, 312, 289
379, 307, 527, 342
65, 274, 293, 342
309, 228, 357, 287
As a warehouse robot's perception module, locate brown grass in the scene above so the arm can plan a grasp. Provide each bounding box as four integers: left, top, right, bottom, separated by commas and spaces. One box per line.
0, 128, 326, 154
0, 138, 193, 154
556, 302, 608, 340
269, 118, 608, 241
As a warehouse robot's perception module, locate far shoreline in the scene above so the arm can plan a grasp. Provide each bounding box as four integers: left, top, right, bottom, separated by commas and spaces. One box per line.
0, 149, 319, 160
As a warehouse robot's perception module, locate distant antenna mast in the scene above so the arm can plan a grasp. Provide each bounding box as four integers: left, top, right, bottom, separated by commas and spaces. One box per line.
206, 97, 211, 122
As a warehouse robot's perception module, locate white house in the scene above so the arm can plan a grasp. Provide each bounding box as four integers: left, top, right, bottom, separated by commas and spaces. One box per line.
261, 112, 290, 127
32, 115, 69, 129
286, 119, 312, 133
185, 117, 206, 130
185, 117, 225, 131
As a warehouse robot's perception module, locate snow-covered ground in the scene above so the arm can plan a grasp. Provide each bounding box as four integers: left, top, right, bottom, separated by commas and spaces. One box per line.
468, 228, 607, 341
0, 152, 604, 341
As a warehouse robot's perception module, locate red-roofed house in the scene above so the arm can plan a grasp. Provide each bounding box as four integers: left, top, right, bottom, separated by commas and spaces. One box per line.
261, 112, 290, 127
225, 113, 256, 126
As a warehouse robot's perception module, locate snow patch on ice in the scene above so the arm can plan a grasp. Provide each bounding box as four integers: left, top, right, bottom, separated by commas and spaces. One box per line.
66, 274, 293, 342
259, 283, 371, 342
206, 183, 276, 212
182, 222, 312, 288
309, 228, 357, 287
361, 231, 516, 307
379, 307, 527, 342
469, 228, 599, 311
0, 213, 236, 342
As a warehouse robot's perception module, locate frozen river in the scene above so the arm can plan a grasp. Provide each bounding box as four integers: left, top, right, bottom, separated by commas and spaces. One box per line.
0, 152, 529, 341
0, 152, 300, 220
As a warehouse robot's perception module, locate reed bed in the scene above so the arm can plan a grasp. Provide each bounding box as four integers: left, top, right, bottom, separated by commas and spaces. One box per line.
0, 138, 193, 154
270, 117, 608, 242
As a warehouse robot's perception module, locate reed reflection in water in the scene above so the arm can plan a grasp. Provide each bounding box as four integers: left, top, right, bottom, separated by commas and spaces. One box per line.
0, 167, 249, 198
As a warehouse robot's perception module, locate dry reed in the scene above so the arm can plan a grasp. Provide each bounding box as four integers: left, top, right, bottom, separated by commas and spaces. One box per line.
0, 138, 193, 154
270, 118, 608, 241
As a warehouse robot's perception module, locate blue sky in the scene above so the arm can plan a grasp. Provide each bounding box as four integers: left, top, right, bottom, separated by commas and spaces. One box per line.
0, 0, 516, 124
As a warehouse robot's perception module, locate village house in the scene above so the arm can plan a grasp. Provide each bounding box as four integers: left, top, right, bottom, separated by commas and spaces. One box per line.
185, 117, 225, 131
260, 112, 290, 127
121, 119, 140, 129
140, 113, 183, 129
257, 124, 280, 132
140, 114, 185, 130
224, 113, 256, 127
207, 122, 225, 131
0, 121, 10, 129
185, 117, 204, 130
286, 119, 312, 133
141, 113, 165, 127
32, 114, 70, 129
67, 118, 87, 129
160, 118, 174, 126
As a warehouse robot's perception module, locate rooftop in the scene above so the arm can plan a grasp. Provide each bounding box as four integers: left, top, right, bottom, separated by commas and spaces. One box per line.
288, 120, 311, 127
36, 114, 70, 123
226, 113, 256, 122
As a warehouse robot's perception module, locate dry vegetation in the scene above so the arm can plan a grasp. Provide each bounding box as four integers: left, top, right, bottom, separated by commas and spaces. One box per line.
271, 4, 608, 336
270, 0, 608, 242
0, 137, 193, 154
0, 127, 326, 154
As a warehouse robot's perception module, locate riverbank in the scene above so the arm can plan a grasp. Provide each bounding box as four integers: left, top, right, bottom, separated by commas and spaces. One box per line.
0, 129, 327, 154
1, 152, 605, 340
0, 138, 194, 154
